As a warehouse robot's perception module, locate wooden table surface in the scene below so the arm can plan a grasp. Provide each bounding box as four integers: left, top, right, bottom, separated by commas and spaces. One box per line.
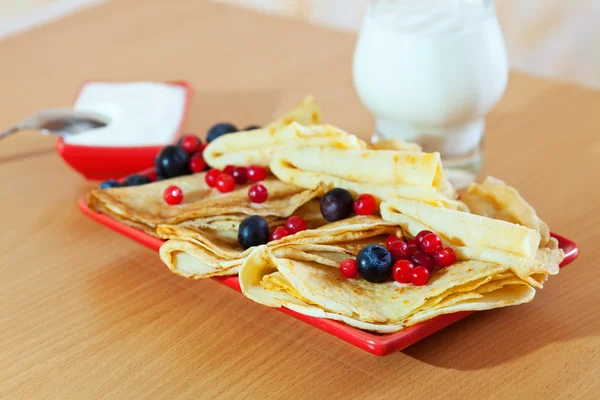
0, 1, 598, 399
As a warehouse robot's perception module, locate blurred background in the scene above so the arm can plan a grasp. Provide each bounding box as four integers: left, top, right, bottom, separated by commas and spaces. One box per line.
1, 0, 599, 89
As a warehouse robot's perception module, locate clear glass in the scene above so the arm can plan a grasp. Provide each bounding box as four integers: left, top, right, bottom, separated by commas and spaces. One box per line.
353, 0, 508, 188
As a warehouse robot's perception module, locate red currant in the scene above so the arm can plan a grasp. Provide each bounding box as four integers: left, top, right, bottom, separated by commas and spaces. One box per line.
353, 193, 377, 216
198, 143, 208, 154
393, 260, 415, 283
285, 216, 307, 234
247, 165, 267, 182
386, 235, 402, 248
205, 169, 221, 188
248, 183, 268, 203
411, 266, 430, 286
232, 167, 248, 185
189, 155, 207, 173
270, 226, 290, 241
420, 233, 443, 255
164, 185, 183, 205
388, 240, 409, 261
216, 173, 235, 193
411, 251, 436, 270
416, 230, 433, 247
340, 259, 358, 278
223, 165, 236, 176
405, 240, 420, 258
435, 247, 456, 267
179, 135, 201, 153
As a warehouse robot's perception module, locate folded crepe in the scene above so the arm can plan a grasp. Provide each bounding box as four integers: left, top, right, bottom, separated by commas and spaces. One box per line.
88, 173, 325, 237
157, 200, 327, 278
270, 147, 460, 208
204, 96, 365, 169
460, 177, 551, 246
239, 180, 564, 333
380, 181, 564, 287
239, 216, 553, 333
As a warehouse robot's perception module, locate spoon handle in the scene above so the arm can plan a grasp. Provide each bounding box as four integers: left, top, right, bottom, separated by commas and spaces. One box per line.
0, 126, 19, 140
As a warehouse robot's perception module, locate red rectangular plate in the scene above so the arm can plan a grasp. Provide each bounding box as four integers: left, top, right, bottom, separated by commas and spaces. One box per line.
79, 192, 579, 356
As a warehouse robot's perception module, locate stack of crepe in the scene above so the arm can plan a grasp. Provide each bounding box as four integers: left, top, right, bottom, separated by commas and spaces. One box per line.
88, 96, 364, 278
240, 178, 563, 333
87, 95, 564, 333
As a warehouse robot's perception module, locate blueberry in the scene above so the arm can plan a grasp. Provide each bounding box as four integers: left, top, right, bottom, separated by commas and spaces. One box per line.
99, 179, 121, 189
155, 145, 191, 179
356, 244, 393, 283
244, 125, 261, 131
123, 174, 152, 186
320, 188, 354, 222
238, 215, 270, 250
207, 122, 238, 143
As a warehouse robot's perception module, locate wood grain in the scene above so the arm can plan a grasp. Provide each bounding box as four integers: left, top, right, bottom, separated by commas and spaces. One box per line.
0, 2, 598, 399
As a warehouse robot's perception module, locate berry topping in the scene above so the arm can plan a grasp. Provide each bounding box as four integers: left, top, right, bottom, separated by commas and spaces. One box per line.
388, 240, 409, 261
356, 244, 394, 283
353, 193, 377, 216
320, 188, 354, 222
248, 183, 268, 203
247, 165, 267, 182
205, 169, 221, 188
232, 167, 248, 185
207, 122, 238, 143
244, 125, 261, 131
189, 154, 207, 173
393, 260, 415, 284
124, 174, 152, 186
340, 259, 358, 279
411, 266, 431, 286
406, 238, 419, 247
435, 247, 456, 267
420, 233, 443, 255
99, 179, 121, 189
155, 145, 191, 179
164, 185, 183, 205
216, 173, 235, 193
411, 251, 436, 271
177, 135, 202, 153
223, 165, 236, 176
238, 215, 270, 249
285, 216, 308, 234
405, 240, 420, 258
385, 235, 402, 248
416, 230, 433, 247
270, 226, 290, 241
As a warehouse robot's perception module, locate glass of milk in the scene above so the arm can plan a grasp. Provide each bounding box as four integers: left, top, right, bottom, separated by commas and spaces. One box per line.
353, 0, 508, 187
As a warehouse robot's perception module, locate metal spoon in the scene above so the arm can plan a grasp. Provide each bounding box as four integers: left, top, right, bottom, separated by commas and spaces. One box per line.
0, 108, 110, 140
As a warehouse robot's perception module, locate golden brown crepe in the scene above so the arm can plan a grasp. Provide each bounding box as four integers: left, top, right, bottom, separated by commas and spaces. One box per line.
88, 173, 325, 237
157, 200, 328, 278
460, 176, 551, 245
238, 178, 564, 333
270, 147, 459, 207
204, 122, 365, 169
239, 228, 555, 333
203, 95, 365, 169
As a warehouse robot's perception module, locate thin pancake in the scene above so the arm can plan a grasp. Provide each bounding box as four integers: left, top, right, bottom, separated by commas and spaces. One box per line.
88, 174, 325, 228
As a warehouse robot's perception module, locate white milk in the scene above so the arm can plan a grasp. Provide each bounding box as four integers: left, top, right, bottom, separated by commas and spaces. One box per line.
353, 0, 508, 181
65, 82, 187, 147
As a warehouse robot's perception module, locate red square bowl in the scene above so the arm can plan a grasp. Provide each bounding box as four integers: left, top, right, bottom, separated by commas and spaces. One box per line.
56, 81, 194, 181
